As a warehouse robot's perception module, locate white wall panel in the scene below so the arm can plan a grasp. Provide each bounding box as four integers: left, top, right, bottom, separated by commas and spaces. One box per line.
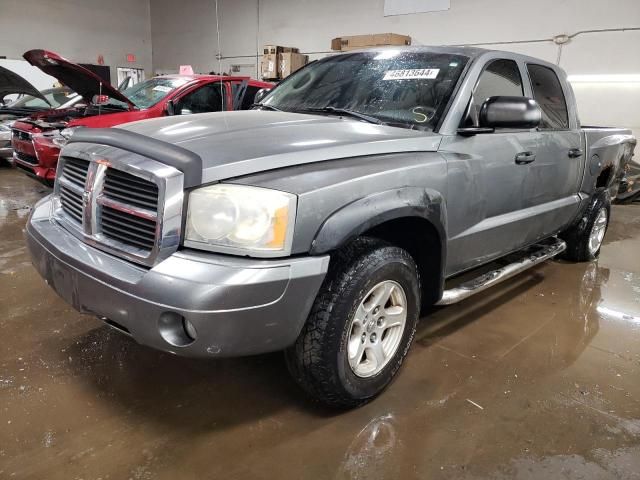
0, 0, 152, 84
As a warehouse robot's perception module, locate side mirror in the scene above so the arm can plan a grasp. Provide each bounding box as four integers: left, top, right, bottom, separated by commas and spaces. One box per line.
253, 88, 270, 104
92, 94, 110, 105
480, 96, 541, 129
165, 99, 176, 116
457, 96, 541, 136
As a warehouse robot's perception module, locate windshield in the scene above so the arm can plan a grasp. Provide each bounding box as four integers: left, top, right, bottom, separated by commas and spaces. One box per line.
261, 50, 469, 130
106, 77, 190, 109
8, 88, 79, 109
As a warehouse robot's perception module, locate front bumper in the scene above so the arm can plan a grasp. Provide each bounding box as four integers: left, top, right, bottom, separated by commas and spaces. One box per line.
26, 196, 329, 357
12, 153, 57, 182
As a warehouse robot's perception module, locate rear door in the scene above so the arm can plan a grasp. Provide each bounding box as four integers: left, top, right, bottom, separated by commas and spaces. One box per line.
442, 57, 541, 275
522, 64, 582, 238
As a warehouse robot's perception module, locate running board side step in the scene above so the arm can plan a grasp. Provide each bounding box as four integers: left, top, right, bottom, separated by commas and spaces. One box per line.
436, 238, 567, 306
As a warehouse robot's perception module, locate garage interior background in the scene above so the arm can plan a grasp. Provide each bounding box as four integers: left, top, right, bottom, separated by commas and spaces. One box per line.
1, 0, 638, 138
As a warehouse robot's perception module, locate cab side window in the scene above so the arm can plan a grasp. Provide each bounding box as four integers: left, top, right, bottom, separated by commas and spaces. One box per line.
527, 64, 569, 130
175, 83, 226, 115
464, 59, 524, 127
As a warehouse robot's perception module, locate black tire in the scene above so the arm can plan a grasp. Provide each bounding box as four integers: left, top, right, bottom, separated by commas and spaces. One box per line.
560, 188, 611, 262
285, 236, 421, 408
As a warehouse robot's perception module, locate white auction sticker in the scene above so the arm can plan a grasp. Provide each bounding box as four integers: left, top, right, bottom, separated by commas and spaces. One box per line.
383, 69, 440, 80
153, 85, 172, 92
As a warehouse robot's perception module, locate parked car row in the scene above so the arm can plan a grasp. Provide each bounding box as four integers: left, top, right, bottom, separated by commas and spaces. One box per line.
1, 49, 273, 183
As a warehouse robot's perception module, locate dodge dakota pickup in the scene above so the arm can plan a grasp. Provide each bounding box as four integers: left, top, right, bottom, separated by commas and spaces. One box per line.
11, 50, 272, 185
26, 46, 636, 408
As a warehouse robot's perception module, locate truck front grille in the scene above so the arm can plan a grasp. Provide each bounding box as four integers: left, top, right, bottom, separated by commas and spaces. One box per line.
53, 155, 178, 266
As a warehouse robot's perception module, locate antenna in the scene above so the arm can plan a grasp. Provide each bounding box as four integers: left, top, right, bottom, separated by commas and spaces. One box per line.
215, 0, 224, 109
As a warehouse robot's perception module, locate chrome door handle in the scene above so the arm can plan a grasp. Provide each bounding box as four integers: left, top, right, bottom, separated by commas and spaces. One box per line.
515, 152, 536, 165
568, 148, 583, 158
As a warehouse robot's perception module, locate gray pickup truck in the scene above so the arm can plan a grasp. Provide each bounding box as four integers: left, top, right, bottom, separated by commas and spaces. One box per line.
26, 46, 636, 408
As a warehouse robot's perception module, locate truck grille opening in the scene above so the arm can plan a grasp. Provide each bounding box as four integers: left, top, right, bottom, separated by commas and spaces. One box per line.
61, 157, 90, 188
101, 206, 157, 251
15, 151, 38, 165
60, 184, 84, 224
103, 169, 159, 211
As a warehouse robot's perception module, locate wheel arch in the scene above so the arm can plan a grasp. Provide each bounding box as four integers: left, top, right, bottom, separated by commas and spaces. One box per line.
310, 187, 447, 307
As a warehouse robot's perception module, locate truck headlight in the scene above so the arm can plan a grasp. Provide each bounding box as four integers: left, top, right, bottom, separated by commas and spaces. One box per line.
184, 184, 297, 256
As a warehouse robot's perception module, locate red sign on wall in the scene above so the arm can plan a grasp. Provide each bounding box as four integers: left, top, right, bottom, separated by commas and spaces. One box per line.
126, 54, 136, 63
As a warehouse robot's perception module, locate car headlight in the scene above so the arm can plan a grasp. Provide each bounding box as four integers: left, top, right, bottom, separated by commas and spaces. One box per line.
184, 184, 297, 256
51, 127, 80, 148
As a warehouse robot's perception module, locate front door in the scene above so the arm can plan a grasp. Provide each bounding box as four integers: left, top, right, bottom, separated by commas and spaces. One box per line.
442, 58, 540, 275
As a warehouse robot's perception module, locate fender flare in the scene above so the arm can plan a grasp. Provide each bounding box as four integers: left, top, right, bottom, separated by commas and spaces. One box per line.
309, 187, 447, 255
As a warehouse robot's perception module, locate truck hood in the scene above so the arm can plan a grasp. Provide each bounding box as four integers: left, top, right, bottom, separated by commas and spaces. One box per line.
121, 110, 442, 182
23, 50, 134, 108
0, 65, 49, 104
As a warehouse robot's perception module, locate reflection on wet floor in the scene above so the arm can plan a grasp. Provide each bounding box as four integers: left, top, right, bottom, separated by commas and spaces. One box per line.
1, 167, 640, 479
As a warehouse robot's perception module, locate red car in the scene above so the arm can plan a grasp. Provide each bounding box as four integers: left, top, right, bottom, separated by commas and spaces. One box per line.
12, 50, 273, 185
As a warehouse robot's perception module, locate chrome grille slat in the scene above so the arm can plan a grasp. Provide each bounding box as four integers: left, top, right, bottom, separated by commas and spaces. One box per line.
102, 208, 156, 233
62, 169, 87, 187
102, 185, 158, 209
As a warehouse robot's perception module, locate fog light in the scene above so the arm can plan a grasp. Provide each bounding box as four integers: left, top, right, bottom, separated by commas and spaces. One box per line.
183, 318, 198, 341
158, 312, 196, 347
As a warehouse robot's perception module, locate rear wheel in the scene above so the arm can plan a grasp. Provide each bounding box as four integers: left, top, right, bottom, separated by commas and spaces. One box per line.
285, 237, 420, 408
560, 188, 611, 262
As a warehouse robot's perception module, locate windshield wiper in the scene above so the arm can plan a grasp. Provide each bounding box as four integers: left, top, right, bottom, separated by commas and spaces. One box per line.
296, 107, 386, 125
252, 103, 282, 111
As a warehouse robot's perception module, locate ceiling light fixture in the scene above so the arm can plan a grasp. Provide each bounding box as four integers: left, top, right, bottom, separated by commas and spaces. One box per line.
567, 74, 640, 83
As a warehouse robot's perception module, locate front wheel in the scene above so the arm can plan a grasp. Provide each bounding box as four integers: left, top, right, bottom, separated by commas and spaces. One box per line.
560, 188, 611, 262
285, 237, 421, 408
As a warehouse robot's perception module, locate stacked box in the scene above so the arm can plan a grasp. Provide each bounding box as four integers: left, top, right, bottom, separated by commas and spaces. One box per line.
279, 52, 308, 78
331, 33, 411, 51
261, 45, 307, 79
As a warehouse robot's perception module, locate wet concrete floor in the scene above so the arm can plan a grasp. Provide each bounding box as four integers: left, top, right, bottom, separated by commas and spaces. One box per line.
1, 166, 640, 479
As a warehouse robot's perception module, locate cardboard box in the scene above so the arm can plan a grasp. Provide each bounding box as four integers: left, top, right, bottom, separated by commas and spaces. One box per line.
262, 45, 303, 79
263, 45, 299, 55
278, 52, 308, 78
261, 53, 278, 79
331, 33, 411, 51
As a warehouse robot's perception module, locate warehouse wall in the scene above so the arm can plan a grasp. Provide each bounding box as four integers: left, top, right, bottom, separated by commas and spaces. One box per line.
150, 0, 640, 138
0, 0, 152, 84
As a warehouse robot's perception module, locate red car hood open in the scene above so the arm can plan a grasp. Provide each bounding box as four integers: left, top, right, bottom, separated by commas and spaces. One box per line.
23, 49, 135, 108
0, 65, 49, 104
